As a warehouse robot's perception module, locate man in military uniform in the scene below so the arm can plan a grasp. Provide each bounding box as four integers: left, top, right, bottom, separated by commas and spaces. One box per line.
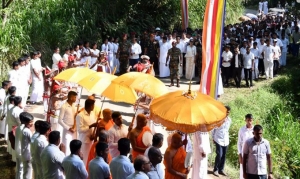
166, 41, 182, 87
144, 33, 159, 74
117, 34, 131, 75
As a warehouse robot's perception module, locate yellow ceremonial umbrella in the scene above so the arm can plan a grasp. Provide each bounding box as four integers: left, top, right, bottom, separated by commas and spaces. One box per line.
53, 68, 96, 83
77, 72, 117, 94
113, 72, 168, 98
149, 85, 227, 133
101, 81, 138, 104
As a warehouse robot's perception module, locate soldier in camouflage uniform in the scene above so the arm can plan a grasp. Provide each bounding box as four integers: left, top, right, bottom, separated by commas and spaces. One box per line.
117, 34, 132, 75
166, 41, 183, 87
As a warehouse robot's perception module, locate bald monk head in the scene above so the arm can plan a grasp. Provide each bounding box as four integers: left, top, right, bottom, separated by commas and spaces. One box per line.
102, 108, 112, 120
136, 114, 147, 129
171, 133, 183, 149
98, 129, 108, 143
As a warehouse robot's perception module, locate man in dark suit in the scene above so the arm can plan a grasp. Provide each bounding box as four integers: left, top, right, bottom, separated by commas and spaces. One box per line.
232, 46, 243, 88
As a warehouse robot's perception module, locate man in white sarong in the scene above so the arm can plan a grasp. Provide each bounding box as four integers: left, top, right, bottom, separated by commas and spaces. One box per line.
0, 81, 11, 137
18, 57, 31, 107
108, 37, 115, 71
191, 132, 211, 179
158, 36, 171, 77
113, 37, 120, 73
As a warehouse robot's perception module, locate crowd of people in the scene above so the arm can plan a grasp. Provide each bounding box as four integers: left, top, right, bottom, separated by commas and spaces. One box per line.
0, 1, 299, 179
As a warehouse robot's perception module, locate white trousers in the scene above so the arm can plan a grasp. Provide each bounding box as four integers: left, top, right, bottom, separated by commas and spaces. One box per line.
62, 129, 77, 156
16, 156, 23, 179
50, 116, 63, 134
0, 111, 6, 134
280, 52, 287, 66
191, 155, 208, 179
264, 60, 273, 79
82, 142, 93, 165
22, 160, 32, 179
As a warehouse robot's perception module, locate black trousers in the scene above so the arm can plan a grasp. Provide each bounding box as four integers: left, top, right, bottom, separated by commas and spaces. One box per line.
273, 60, 280, 75
182, 53, 186, 75
247, 174, 267, 179
221, 66, 231, 85
213, 143, 228, 172
233, 67, 242, 87
244, 68, 253, 87
258, 58, 265, 76
149, 56, 159, 74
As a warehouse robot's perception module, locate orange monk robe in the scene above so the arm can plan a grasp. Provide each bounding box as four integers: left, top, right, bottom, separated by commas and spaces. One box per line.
131, 126, 151, 161
85, 120, 114, 171
98, 119, 114, 131
164, 147, 187, 179
86, 141, 112, 171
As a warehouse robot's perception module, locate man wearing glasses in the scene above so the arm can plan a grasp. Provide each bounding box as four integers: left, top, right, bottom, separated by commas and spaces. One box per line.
126, 155, 151, 179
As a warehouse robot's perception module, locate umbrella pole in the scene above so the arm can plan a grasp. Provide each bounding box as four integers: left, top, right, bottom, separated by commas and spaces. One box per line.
184, 133, 187, 150
72, 86, 83, 130
92, 97, 106, 142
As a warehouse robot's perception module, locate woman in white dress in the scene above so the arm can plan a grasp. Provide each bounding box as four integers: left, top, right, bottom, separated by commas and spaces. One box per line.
90, 43, 100, 70
258, 0, 263, 13
30, 51, 44, 103
185, 39, 197, 80
81, 41, 91, 66
52, 47, 62, 71
263, 0, 268, 15
159, 36, 171, 77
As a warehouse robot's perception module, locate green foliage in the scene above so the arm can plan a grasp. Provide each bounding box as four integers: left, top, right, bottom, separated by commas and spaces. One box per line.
189, 0, 244, 29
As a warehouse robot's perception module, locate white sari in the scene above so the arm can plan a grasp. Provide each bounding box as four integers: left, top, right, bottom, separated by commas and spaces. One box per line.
30, 58, 44, 102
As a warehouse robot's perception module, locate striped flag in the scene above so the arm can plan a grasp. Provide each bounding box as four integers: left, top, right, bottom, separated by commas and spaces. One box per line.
200, 0, 226, 98
180, 0, 189, 30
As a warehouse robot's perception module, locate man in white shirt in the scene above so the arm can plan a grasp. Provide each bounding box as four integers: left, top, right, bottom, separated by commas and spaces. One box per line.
240, 41, 248, 55
280, 34, 289, 66
0, 81, 10, 137
41, 131, 66, 179
110, 138, 135, 179
62, 140, 88, 179
108, 37, 115, 71
126, 155, 151, 179
243, 125, 273, 179
273, 40, 281, 77
262, 39, 275, 79
212, 106, 231, 177
237, 114, 254, 179
176, 36, 184, 77
129, 38, 142, 69
32, 121, 51, 179
221, 46, 233, 87
180, 33, 189, 75
18, 57, 31, 107
251, 42, 260, 80
147, 147, 164, 179
20, 112, 34, 179
257, 38, 266, 77
88, 142, 111, 179
243, 47, 255, 87
232, 47, 243, 88
108, 111, 128, 158
76, 99, 97, 165
58, 91, 78, 156
15, 114, 25, 179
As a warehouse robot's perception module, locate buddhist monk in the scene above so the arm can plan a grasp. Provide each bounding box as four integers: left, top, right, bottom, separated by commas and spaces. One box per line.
129, 114, 153, 161
86, 129, 112, 171
164, 133, 188, 179
97, 108, 114, 131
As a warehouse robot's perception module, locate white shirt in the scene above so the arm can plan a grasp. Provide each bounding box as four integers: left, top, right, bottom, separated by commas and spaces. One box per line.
113, 43, 119, 55
101, 44, 109, 55
130, 43, 142, 59
15, 124, 25, 158
7, 106, 23, 130
110, 155, 135, 179
76, 110, 96, 143
58, 102, 76, 130
32, 135, 49, 174
180, 38, 189, 53
212, 117, 231, 146
0, 88, 6, 112
185, 45, 197, 58
63, 54, 69, 62
262, 45, 275, 61
273, 46, 281, 60
237, 125, 253, 154
21, 127, 32, 161
40, 144, 65, 179
8, 69, 21, 89
250, 48, 260, 59
234, 53, 240, 68
281, 38, 289, 52
108, 42, 115, 55
271, 38, 283, 47
90, 49, 100, 61
193, 132, 211, 154
147, 163, 164, 179
243, 52, 254, 69
19, 65, 30, 86
175, 42, 184, 52
127, 171, 149, 179
240, 47, 247, 55
89, 156, 110, 179
221, 51, 233, 67
257, 42, 266, 58
81, 47, 91, 64
52, 53, 62, 70
107, 124, 128, 158
62, 154, 88, 179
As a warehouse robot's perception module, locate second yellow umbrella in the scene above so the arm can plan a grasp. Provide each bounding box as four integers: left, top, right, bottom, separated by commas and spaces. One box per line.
101, 81, 138, 104
54, 68, 96, 83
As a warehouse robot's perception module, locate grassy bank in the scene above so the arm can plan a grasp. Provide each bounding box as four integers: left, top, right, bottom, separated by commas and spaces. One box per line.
218, 56, 300, 178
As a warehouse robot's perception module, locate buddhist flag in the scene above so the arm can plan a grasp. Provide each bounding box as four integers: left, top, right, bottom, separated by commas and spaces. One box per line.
200, 0, 226, 99
180, 0, 189, 30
